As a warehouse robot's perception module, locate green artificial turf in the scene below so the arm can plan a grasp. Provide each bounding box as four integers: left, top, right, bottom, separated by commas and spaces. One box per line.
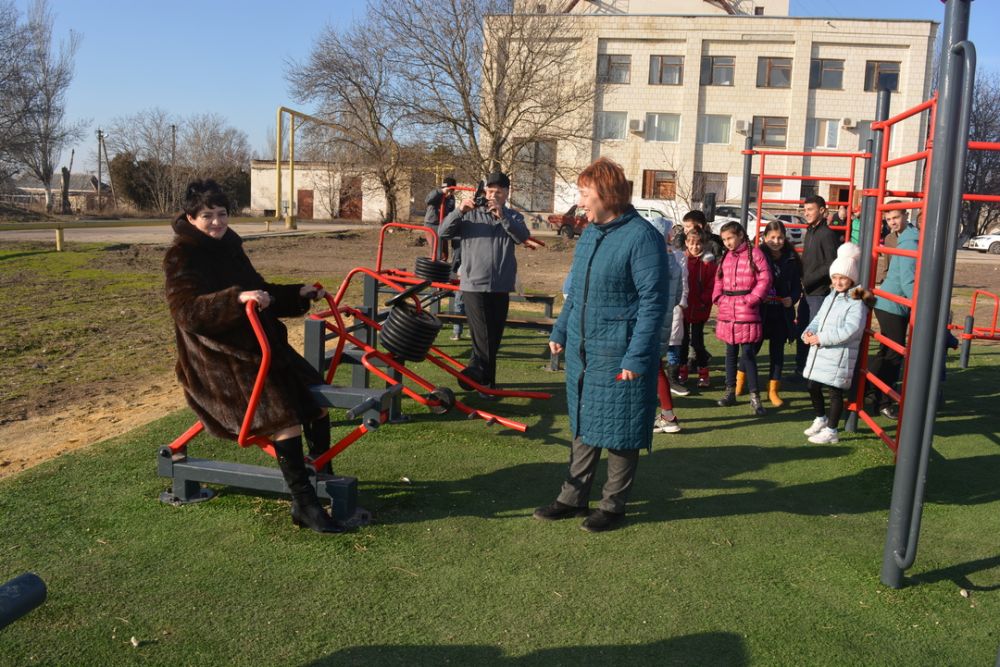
1, 329, 998, 666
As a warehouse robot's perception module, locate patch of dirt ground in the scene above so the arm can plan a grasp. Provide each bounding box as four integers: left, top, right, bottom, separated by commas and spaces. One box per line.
0, 228, 577, 478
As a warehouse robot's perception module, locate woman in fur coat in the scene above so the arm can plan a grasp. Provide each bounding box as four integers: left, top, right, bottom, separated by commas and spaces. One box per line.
163, 179, 345, 533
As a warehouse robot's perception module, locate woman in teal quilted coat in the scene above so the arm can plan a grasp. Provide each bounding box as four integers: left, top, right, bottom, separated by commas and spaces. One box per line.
533, 158, 669, 533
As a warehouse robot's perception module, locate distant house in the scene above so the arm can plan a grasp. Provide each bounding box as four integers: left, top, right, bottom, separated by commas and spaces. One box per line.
10, 172, 112, 212
249, 160, 412, 223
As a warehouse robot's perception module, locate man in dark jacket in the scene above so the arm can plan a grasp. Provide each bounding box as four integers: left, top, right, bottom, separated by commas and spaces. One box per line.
439, 171, 535, 395
424, 176, 457, 260
795, 195, 840, 376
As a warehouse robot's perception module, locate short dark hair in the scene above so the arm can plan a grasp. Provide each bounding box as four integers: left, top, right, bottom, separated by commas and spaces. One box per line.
804, 194, 827, 209
443, 177, 457, 188
182, 179, 230, 216
683, 210, 707, 226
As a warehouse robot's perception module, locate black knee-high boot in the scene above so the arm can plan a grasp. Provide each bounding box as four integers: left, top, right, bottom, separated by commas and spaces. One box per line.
303, 414, 332, 475
273, 435, 346, 534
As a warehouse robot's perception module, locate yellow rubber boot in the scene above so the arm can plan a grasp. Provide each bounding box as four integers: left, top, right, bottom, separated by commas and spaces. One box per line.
768, 379, 784, 407
735, 370, 747, 396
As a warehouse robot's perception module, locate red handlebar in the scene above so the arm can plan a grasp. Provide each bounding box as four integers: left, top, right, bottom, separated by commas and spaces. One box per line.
237, 299, 272, 448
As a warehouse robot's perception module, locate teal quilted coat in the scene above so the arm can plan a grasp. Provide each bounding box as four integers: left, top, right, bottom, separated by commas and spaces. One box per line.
550, 208, 669, 450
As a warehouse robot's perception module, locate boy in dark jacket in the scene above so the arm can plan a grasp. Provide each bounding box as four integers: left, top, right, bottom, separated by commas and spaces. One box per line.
795, 195, 839, 377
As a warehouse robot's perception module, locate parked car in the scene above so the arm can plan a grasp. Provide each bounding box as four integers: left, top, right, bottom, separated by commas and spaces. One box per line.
546, 205, 588, 238
633, 204, 673, 227
710, 204, 801, 244
967, 232, 1000, 254
774, 213, 807, 246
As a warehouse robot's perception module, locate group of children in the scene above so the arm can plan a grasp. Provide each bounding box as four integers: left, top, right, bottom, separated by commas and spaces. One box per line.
649, 210, 874, 445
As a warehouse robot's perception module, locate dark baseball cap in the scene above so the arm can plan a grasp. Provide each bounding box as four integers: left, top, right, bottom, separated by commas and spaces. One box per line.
485, 171, 510, 188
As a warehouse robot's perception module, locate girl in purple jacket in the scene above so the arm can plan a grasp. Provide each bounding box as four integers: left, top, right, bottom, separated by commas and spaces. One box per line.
712, 221, 773, 415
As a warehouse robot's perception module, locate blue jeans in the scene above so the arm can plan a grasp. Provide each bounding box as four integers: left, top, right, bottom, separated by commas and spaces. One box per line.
451, 290, 465, 337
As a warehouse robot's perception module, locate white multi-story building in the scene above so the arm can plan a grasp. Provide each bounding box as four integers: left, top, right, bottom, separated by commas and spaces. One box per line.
510, 0, 936, 219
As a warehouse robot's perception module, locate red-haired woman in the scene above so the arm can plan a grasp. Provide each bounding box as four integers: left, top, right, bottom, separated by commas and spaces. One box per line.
533, 158, 669, 533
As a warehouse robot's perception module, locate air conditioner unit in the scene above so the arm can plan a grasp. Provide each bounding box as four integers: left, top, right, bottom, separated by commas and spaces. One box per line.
735, 119, 749, 134
629, 118, 645, 133
842, 117, 857, 129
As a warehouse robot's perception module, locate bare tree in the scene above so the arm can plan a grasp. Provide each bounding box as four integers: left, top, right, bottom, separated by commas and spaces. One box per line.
106, 108, 178, 214
286, 11, 410, 223
0, 1, 30, 181
963, 69, 1000, 238
374, 0, 596, 178
183, 113, 251, 177
14, 0, 86, 212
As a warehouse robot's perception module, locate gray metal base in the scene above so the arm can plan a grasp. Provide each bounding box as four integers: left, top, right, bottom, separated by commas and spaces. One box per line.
159, 487, 216, 506
157, 447, 369, 524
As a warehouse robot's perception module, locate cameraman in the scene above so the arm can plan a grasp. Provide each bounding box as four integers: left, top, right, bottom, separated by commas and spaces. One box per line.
439, 171, 535, 396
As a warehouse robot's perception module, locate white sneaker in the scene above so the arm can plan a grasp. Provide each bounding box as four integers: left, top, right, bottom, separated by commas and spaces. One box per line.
803, 416, 828, 436
669, 384, 691, 397
654, 416, 682, 433
808, 426, 839, 444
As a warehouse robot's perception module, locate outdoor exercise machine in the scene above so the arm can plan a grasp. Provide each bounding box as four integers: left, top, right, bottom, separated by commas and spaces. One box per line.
158, 297, 400, 526
734, 0, 987, 588
954, 289, 1000, 366
315, 221, 552, 426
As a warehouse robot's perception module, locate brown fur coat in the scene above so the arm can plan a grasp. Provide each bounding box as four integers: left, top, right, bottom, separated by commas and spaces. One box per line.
163, 215, 324, 440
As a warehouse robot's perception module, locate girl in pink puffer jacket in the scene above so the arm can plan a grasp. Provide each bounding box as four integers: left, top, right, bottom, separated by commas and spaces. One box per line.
712, 221, 772, 415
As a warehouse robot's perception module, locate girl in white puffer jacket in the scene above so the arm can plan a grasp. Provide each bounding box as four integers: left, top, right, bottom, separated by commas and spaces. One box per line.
801, 243, 875, 444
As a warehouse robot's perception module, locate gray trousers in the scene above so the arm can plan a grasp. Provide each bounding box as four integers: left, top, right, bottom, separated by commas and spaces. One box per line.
556, 437, 640, 514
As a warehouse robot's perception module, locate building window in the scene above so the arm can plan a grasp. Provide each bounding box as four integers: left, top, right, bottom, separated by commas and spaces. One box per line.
597, 54, 631, 84
693, 171, 727, 202
645, 113, 680, 142
806, 118, 840, 149
596, 111, 627, 141
700, 56, 735, 86
753, 116, 787, 147
750, 175, 783, 201
697, 114, 731, 144
642, 170, 676, 200
865, 61, 900, 92
756, 57, 792, 88
649, 55, 683, 85
754, 6, 765, 15
809, 59, 844, 90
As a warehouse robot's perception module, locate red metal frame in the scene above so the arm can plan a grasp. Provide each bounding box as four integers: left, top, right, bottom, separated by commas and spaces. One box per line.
949, 289, 1000, 342
312, 267, 552, 433
745, 148, 870, 245
167, 296, 383, 472
849, 95, 939, 454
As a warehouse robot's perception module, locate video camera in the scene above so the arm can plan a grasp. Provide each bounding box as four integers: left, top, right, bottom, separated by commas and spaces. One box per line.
473, 180, 488, 208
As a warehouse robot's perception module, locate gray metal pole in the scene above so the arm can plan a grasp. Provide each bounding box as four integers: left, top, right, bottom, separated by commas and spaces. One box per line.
880, 0, 973, 589
740, 135, 753, 229
959, 314, 973, 368
845, 91, 891, 433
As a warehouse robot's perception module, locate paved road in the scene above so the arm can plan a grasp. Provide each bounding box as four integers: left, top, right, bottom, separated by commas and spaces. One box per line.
0, 220, 562, 246
1, 220, 995, 265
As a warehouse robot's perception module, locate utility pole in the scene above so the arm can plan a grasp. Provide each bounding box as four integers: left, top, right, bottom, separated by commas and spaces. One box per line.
100, 133, 117, 208
171, 123, 177, 211
96, 129, 103, 212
